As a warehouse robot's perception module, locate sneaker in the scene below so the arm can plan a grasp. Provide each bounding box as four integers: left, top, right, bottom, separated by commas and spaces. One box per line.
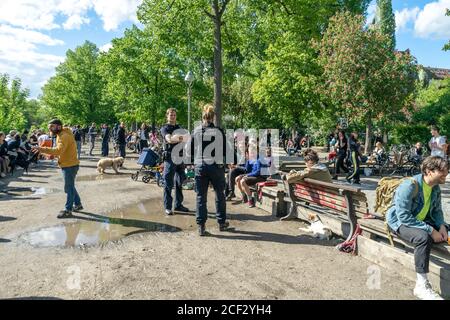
332, 175, 338, 180
226, 192, 235, 201
248, 198, 255, 208
414, 281, 444, 300
165, 209, 173, 216
73, 204, 84, 212
219, 221, 230, 231
198, 224, 206, 236
57, 210, 73, 219
174, 206, 189, 213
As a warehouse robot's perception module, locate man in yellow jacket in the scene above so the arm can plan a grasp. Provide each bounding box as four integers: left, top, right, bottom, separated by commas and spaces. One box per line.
32, 119, 83, 218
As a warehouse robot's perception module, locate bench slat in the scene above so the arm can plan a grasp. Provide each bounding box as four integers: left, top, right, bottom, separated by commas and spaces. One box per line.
294, 184, 368, 208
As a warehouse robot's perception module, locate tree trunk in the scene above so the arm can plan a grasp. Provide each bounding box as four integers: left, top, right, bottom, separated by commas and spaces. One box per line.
365, 116, 373, 155
212, 0, 223, 128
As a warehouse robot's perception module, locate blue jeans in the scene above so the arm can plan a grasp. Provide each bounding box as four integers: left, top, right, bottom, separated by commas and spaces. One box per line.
76, 141, 82, 159
163, 160, 185, 210
62, 165, 81, 211
195, 164, 226, 226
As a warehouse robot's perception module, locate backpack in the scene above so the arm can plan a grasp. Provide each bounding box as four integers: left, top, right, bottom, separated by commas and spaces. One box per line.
374, 177, 418, 217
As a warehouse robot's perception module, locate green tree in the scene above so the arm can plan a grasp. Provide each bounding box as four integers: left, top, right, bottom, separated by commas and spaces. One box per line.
41, 41, 112, 125
376, 0, 396, 51
413, 78, 450, 137
444, 9, 450, 51
0, 74, 28, 132
138, 0, 236, 127
315, 11, 417, 153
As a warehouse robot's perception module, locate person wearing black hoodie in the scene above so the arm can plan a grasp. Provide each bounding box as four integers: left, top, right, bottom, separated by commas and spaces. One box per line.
116, 122, 126, 158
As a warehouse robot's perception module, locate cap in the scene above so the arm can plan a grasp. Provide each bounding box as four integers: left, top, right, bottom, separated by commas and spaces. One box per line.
48, 119, 63, 126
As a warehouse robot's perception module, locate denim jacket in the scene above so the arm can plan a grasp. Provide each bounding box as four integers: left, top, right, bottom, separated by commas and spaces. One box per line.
386, 174, 445, 235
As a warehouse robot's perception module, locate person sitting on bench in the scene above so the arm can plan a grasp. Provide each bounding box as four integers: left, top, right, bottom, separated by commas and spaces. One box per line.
281, 149, 333, 221
236, 147, 272, 208
283, 149, 332, 185
386, 156, 448, 300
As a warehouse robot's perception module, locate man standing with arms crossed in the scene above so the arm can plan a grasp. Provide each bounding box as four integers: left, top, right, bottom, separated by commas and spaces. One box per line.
32, 119, 83, 218
161, 108, 189, 215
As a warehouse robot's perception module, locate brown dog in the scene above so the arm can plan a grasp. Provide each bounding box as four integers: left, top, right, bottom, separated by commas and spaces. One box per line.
97, 157, 124, 174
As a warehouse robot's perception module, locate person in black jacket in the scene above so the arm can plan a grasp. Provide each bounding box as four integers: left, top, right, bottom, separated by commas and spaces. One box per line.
0, 132, 9, 177
101, 124, 110, 157
116, 122, 126, 158
332, 130, 349, 180
161, 108, 189, 216
138, 123, 150, 154
346, 132, 361, 185
190, 104, 230, 236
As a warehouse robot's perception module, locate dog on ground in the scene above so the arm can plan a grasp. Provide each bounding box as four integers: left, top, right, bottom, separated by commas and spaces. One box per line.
97, 157, 124, 174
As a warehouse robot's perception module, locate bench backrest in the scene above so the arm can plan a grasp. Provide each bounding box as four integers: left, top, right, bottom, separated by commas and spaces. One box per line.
292, 179, 369, 217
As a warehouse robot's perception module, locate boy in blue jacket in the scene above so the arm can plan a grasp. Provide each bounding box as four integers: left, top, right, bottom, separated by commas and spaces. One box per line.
236, 148, 272, 207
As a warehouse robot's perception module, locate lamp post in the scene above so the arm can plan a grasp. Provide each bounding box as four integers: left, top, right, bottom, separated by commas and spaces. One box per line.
185, 71, 194, 132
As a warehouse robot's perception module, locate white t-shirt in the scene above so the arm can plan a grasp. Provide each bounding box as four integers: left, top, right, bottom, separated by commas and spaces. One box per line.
429, 136, 446, 158
38, 134, 50, 145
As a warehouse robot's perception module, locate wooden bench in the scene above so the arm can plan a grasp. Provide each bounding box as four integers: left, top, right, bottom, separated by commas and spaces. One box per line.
252, 181, 286, 217
279, 161, 332, 172
282, 178, 368, 243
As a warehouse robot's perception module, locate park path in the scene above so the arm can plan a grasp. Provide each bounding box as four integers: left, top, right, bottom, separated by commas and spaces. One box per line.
0, 143, 422, 299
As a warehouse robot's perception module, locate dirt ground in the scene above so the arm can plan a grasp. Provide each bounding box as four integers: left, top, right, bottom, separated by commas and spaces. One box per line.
0, 144, 422, 300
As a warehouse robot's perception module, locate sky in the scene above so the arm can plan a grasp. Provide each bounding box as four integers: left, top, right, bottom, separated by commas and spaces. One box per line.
0, 0, 449, 99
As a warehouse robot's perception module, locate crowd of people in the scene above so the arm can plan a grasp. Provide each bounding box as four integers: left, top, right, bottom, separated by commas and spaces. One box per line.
0, 128, 53, 178
3, 113, 449, 301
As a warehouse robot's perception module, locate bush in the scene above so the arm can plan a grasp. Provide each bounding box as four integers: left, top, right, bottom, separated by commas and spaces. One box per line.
391, 124, 429, 146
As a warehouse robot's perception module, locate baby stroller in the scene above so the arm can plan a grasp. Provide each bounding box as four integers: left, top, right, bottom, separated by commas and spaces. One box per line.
131, 148, 163, 184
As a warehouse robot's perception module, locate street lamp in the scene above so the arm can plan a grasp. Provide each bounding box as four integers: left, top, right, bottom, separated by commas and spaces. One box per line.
185, 71, 194, 132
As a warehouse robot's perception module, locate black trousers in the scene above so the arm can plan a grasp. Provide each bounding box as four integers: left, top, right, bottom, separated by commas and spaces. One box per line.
346, 151, 360, 182
335, 152, 349, 175
394, 225, 437, 274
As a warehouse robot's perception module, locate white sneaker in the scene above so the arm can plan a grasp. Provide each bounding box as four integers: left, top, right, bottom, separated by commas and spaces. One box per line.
414, 281, 444, 300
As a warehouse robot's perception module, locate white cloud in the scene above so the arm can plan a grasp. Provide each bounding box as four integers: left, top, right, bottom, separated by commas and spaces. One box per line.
395, 7, 420, 32
414, 0, 450, 39
0, 0, 142, 98
0, 0, 143, 31
0, 1, 60, 30
92, 0, 143, 32
100, 43, 113, 52
0, 25, 64, 46
63, 15, 91, 30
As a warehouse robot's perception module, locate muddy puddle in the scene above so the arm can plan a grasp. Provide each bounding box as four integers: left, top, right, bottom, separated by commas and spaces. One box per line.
18, 199, 231, 248
0, 187, 57, 198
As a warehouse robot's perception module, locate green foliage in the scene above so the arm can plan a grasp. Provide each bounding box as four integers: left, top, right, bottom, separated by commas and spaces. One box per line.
444, 9, 450, 51
315, 11, 417, 151
41, 41, 113, 126
391, 124, 430, 146
376, 0, 396, 51
413, 78, 450, 125
0, 74, 29, 132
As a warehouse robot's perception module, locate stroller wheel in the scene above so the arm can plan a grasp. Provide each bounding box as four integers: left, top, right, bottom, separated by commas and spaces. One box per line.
142, 176, 151, 184
131, 173, 138, 181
